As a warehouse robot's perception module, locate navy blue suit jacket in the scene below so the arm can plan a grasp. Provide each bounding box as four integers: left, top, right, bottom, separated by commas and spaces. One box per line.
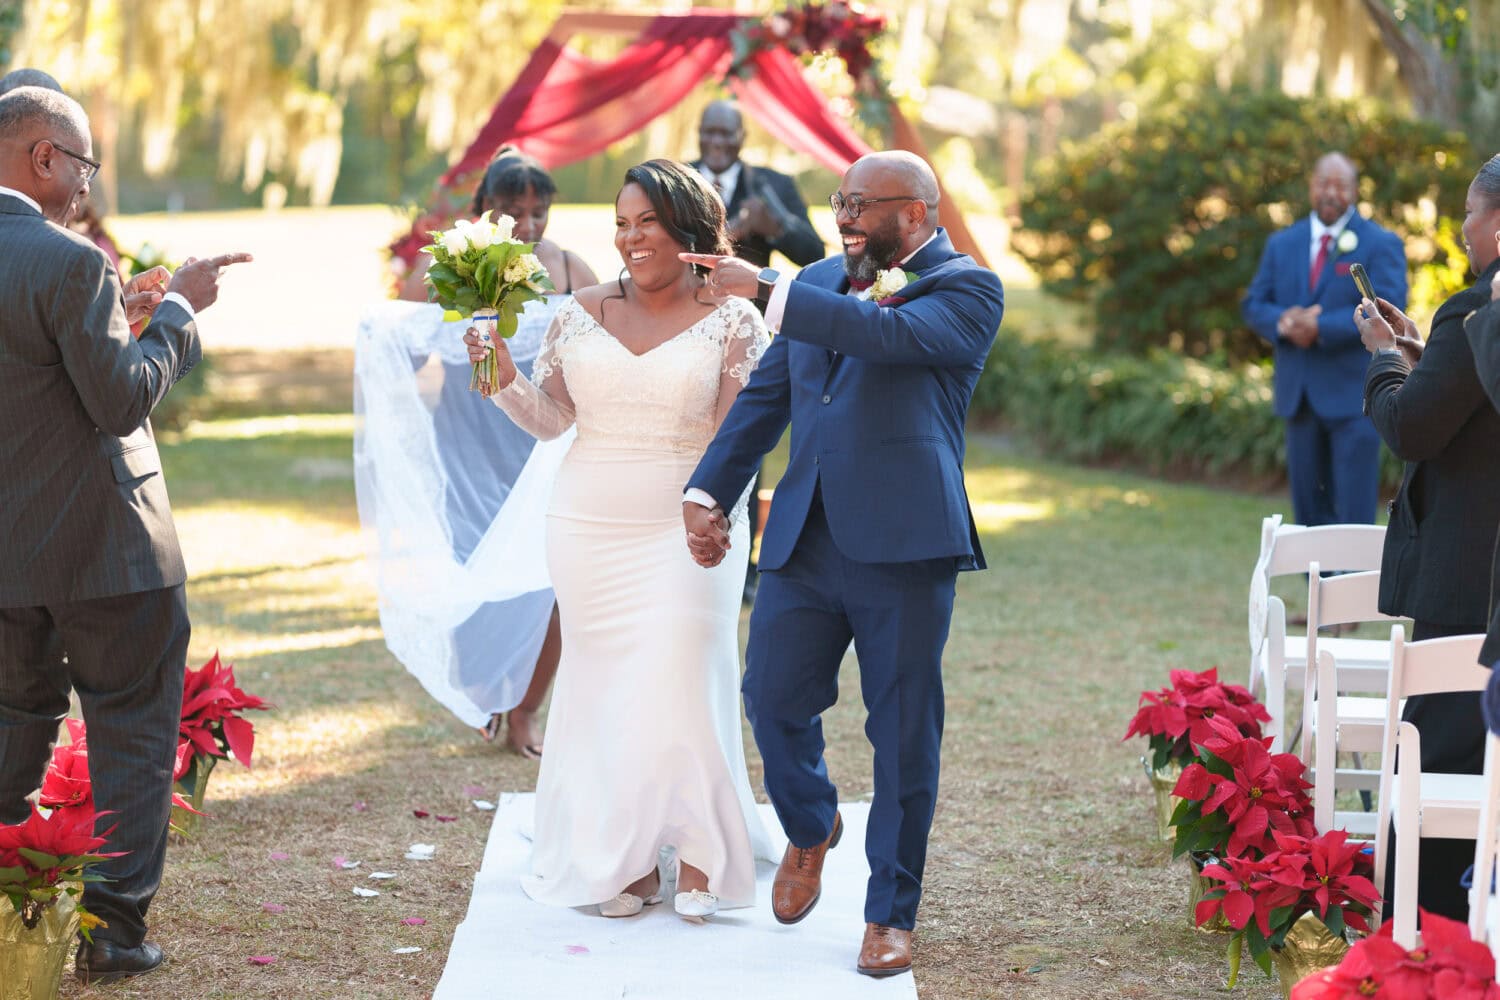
1242, 213, 1407, 419
688, 228, 1004, 570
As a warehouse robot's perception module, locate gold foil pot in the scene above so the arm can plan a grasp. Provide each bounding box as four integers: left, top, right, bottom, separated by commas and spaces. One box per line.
1187, 855, 1231, 935
1271, 912, 1350, 998
0, 893, 80, 1000
1143, 756, 1184, 844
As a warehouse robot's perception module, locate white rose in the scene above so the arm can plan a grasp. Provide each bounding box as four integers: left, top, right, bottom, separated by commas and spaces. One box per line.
440, 229, 468, 257
504, 252, 543, 284
1337, 230, 1358, 254
493, 213, 516, 244
870, 267, 910, 301
468, 221, 492, 250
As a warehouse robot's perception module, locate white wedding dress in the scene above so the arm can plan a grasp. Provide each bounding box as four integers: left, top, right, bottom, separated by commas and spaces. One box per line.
490, 294, 777, 908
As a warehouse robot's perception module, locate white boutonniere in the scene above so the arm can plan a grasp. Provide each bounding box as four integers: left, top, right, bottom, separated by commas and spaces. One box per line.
1336, 230, 1358, 255
866, 267, 918, 304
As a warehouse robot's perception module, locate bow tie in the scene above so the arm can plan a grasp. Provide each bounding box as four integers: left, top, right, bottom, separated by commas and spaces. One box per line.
848, 277, 874, 291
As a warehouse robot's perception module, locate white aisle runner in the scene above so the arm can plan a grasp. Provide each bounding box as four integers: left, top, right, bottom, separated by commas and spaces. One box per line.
435, 795, 918, 999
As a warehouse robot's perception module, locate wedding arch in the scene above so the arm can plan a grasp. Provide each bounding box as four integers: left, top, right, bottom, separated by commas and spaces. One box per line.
389, 6, 988, 268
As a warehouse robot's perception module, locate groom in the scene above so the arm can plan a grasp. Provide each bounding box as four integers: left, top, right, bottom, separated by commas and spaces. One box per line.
680, 151, 1003, 976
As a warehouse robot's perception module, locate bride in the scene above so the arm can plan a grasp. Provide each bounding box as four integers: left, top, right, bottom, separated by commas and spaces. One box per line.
465, 159, 775, 921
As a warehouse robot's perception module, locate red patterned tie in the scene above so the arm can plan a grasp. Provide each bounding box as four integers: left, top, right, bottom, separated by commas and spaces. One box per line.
1309, 233, 1332, 290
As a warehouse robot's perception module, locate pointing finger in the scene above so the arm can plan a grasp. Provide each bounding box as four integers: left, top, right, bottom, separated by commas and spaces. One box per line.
678, 252, 729, 268
208, 252, 254, 268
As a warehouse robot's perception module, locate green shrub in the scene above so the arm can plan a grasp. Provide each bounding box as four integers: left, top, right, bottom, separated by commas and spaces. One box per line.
151, 356, 213, 434
972, 337, 1403, 491
1011, 88, 1473, 361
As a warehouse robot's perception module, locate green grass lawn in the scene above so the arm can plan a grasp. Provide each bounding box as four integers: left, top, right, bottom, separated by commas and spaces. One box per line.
55, 396, 1299, 998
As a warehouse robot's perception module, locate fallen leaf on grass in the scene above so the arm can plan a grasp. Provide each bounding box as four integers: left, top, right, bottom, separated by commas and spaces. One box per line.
247, 956, 277, 966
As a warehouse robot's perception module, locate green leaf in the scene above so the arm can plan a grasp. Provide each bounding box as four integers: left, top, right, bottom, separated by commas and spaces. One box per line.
17, 849, 60, 870
496, 309, 518, 339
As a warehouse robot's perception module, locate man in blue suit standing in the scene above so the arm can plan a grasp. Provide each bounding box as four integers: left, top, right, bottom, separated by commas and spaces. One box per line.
1243, 152, 1407, 528
679, 151, 1004, 978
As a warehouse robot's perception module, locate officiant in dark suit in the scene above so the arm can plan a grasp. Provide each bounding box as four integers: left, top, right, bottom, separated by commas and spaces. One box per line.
692, 99, 824, 602
0, 85, 249, 984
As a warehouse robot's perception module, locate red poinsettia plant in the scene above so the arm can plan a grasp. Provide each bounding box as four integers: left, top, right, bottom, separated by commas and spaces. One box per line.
1126, 667, 1272, 771
40, 718, 200, 822
0, 806, 121, 936
176, 652, 270, 822
1170, 713, 1314, 860
1290, 908, 1500, 999
1196, 829, 1380, 984
180, 651, 269, 769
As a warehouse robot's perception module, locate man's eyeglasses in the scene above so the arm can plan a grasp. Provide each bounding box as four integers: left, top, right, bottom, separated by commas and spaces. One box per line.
31, 139, 100, 183
828, 193, 920, 220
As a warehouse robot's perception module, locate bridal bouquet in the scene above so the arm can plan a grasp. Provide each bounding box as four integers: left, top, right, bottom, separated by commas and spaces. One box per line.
421, 211, 554, 394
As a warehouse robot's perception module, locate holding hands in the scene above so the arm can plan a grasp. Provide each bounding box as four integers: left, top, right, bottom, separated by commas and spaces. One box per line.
1353, 296, 1425, 365
123, 266, 169, 336
683, 502, 730, 568
1276, 305, 1321, 348
463, 326, 517, 394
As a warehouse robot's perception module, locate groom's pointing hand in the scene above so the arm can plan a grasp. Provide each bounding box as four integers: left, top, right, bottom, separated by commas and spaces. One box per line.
679, 253, 758, 302
683, 501, 730, 568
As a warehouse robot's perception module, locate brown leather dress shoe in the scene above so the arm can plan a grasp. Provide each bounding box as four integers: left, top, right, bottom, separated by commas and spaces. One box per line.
857, 923, 913, 977
771, 811, 843, 924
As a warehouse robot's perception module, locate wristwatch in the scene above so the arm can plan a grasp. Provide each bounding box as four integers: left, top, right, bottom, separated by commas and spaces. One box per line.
754, 267, 779, 310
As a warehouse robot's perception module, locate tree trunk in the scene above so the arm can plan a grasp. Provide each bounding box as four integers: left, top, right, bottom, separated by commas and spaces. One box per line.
1358, 0, 1461, 127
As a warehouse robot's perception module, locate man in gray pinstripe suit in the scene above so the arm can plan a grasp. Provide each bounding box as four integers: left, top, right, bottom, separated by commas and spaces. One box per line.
0, 86, 249, 984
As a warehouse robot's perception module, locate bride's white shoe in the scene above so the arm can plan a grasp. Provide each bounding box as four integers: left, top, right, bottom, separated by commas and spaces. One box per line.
673, 889, 718, 922
599, 869, 662, 918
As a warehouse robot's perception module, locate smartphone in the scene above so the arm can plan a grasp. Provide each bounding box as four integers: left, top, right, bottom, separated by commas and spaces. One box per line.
1350, 262, 1376, 304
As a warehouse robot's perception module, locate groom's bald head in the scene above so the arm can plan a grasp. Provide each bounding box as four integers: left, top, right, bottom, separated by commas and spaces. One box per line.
834, 152, 940, 273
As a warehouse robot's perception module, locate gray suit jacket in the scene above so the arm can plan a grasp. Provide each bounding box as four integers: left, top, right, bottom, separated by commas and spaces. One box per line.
0, 192, 200, 606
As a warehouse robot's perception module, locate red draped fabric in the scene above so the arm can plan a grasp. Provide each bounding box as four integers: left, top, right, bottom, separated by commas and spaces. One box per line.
434, 11, 871, 198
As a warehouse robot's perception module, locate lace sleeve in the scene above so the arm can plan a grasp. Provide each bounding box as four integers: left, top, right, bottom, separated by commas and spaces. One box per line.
715, 298, 772, 427
489, 307, 577, 440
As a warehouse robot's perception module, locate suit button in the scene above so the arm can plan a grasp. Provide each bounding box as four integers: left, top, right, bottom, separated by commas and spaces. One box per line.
822, 394, 831, 404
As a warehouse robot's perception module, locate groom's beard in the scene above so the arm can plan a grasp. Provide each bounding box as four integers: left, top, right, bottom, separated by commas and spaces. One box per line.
842, 215, 903, 283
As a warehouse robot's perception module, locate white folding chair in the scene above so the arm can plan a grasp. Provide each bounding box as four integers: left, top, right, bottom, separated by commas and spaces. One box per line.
1372, 630, 1489, 946
1303, 566, 1405, 837
1467, 733, 1500, 964
1247, 517, 1387, 751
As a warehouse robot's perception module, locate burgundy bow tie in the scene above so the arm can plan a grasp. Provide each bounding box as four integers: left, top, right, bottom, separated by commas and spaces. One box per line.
848, 277, 874, 291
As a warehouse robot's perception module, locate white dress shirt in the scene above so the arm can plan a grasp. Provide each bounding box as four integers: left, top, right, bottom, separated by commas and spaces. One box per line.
699, 161, 742, 207
1309, 207, 1355, 266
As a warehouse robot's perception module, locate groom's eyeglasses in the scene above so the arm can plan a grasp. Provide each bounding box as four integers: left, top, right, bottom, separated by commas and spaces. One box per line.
31, 139, 100, 183
828, 193, 920, 220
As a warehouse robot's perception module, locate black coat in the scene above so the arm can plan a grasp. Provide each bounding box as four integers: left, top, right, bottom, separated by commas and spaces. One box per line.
1367, 257, 1500, 632
1464, 296, 1500, 664
690, 159, 824, 269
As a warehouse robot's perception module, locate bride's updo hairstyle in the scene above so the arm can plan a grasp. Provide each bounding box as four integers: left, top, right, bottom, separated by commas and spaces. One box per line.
621, 158, 731, 266
469, 145, 557, 217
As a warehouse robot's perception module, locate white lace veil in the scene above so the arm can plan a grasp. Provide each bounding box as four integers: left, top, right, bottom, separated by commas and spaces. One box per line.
354, 297, 575, 728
